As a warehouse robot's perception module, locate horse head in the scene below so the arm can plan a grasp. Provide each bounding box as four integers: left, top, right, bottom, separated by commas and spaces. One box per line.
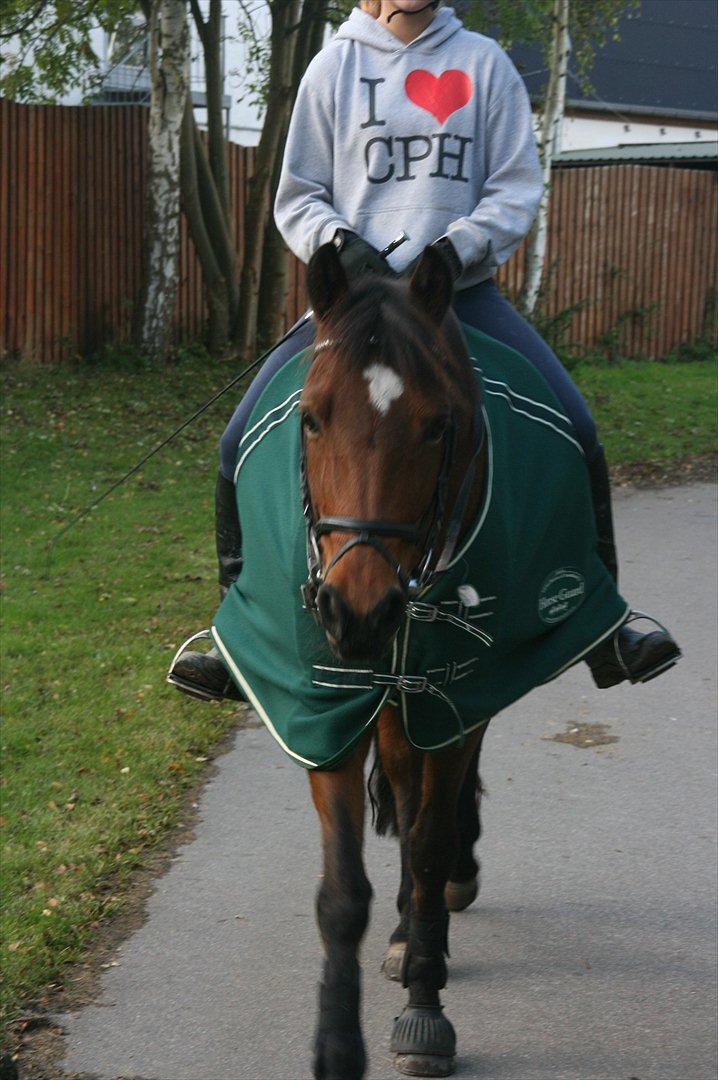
301, 242, 482, 663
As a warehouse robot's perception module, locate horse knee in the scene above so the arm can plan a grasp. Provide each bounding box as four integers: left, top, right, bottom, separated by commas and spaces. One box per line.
317, 875, 372, 950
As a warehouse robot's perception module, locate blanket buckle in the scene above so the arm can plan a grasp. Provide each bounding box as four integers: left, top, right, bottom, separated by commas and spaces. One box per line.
395, 674, 428, 693
407, 602, 438, 623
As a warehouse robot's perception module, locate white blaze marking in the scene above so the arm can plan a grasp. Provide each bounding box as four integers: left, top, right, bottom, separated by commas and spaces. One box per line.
363, 363, 404, 416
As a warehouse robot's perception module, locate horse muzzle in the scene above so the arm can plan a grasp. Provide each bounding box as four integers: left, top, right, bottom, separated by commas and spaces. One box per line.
315, 582, 406, 662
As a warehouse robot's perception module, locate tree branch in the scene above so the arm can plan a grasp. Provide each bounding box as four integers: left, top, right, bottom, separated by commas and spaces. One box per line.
202, 0, 230, 217
237, 0, 263, 65
188, 0, 208, 46
0, 0, 46, 41
180, 98, 231, 350
191, 114, 237, 317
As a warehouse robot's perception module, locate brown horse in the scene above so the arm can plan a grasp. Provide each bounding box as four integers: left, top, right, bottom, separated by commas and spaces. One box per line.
302, 242, 489, 1079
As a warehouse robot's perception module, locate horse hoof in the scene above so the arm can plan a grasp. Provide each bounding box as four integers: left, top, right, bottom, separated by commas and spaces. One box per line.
382, 941, 406, 981
391, 1007, 456, 1076
313, 1028, 366, 1079
394, 1054, 455, 1077
444, 875, 478, 912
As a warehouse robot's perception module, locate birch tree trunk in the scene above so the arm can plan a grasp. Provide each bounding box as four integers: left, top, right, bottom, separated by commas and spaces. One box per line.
518, 0, 570, 318
136, 0, 189, 356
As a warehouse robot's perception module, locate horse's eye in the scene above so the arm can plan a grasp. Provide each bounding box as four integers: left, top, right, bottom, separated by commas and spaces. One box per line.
424, 416, 449, 444
302, 410, 321, 436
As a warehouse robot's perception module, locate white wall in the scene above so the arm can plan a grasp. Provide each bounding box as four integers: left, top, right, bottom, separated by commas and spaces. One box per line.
560, 113, 717, 151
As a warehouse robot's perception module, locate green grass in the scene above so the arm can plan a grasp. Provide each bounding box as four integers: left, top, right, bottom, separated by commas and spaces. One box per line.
0, 353, 716, 1034
0, 352, 253, 1032
573, 359, 718, 463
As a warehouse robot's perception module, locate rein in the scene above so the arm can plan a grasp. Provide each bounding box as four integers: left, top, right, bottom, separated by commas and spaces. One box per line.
299, 346, 484, 620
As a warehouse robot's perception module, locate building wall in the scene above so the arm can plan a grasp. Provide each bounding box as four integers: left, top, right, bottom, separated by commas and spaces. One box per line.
560, 113, 717, 151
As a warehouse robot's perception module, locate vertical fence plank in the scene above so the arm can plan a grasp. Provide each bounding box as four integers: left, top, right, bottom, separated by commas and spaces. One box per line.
687, 171, 703, 350
61, 104, 72, 358
23, 105, 35, 357
14, 100, 28, 357
698, 175, 712, 342
0, 101, 10, 354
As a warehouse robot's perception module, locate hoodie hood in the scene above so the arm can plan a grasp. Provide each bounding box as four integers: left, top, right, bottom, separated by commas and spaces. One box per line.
334, 5, 463, 52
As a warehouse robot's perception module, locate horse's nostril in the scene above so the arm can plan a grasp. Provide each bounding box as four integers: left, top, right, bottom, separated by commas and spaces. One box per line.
316, 584, 349, 638
369, 587, 406, 637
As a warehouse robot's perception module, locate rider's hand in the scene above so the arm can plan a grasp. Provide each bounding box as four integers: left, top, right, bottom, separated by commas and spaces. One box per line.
333, 229, 396, 281
401, 236, 463, 285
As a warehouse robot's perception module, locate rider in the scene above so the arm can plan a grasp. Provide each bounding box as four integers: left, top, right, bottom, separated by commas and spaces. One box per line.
170, 0, 680, 700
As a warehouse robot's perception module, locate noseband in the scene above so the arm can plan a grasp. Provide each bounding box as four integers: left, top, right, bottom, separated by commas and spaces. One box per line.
299, 340, 484, 620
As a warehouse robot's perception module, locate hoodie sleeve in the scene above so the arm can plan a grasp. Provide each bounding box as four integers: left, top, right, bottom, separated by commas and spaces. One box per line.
443, 49, 542, 284
274, 50, 353, 265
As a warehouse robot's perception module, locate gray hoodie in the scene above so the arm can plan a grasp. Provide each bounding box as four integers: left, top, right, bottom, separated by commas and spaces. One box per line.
274, 6, 542, 289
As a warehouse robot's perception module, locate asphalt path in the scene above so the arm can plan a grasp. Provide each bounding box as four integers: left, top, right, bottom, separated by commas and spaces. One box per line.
59, 484, 717, 1080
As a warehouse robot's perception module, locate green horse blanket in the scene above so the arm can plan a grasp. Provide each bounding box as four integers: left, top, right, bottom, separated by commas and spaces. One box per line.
212, 324, 629, 770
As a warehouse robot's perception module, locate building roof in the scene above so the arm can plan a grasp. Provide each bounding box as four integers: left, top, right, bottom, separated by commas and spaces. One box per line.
509, 0, 718, 122
554, 141, 718, 166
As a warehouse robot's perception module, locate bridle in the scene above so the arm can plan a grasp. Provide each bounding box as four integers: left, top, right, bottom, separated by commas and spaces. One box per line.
299, 339, 484, 621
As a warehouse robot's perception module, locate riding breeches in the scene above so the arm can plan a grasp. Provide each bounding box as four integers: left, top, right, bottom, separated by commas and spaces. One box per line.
218, 278, 599, 481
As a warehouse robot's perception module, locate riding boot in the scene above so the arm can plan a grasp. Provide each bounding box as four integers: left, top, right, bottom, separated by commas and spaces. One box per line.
168, 472, 245, 702
584, 447, 681, 688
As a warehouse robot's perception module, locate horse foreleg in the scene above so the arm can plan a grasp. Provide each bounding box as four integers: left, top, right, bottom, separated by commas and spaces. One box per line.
445, 720, 490, 912
376, 706, 422, 981
309, 734, 372, 1080
392, 731, 484, 1077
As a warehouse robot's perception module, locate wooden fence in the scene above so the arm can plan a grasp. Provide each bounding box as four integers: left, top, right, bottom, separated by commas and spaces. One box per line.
1, 98, 716, 362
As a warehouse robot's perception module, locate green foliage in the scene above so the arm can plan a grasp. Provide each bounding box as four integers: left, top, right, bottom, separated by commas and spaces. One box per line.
234, 1, 350, 112
233, 0, 273, 110
505, 261, 588, 368
0, 0, 141, 103
668, 339, 718, 365
595, 302, 660, 363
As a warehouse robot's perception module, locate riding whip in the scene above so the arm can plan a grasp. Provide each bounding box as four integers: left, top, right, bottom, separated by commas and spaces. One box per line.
45, 232, 410, 565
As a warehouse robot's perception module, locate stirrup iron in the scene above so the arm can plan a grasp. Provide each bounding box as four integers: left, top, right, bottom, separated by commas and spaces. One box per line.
166, 629, 232, 702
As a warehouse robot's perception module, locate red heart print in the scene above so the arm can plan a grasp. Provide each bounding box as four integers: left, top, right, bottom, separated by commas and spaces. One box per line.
405, 69, 473, 124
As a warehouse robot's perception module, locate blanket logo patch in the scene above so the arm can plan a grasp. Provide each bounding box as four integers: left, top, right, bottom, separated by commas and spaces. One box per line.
538, 568, 586, 625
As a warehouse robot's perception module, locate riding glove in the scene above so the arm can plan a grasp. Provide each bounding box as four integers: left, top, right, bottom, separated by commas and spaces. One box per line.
332, 229, 395, 281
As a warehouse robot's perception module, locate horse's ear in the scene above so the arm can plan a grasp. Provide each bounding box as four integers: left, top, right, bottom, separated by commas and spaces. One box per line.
408, 245, 454, 326
307, 242, 349, 320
